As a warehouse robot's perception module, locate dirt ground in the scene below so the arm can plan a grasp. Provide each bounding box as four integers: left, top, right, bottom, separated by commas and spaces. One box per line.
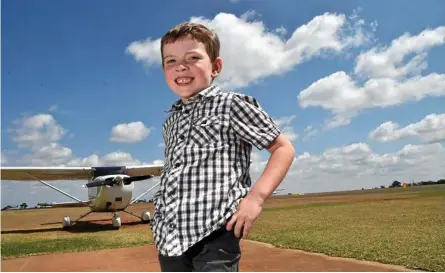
1, 240, 414, 272
1, 192, 419, 272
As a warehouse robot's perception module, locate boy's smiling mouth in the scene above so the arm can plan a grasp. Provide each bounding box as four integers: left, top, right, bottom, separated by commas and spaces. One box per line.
175, 77, 194, 85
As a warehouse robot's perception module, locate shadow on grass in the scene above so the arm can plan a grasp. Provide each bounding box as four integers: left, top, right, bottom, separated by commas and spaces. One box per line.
1, 219, 148, 234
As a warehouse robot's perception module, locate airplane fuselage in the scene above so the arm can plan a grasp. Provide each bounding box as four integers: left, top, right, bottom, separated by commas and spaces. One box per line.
87, 175, 134, 212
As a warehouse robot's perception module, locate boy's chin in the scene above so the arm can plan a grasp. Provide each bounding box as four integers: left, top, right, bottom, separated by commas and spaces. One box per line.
174, 86, 208, 101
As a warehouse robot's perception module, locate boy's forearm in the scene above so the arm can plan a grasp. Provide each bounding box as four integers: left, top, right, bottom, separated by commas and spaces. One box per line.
248, 136, 295, 205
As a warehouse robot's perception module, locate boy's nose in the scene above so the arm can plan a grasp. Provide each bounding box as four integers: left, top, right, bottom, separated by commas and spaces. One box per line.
175, 62, 188, 72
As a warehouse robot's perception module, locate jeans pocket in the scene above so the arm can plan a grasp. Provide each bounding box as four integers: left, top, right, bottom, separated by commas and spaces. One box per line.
195, 247, 241, 272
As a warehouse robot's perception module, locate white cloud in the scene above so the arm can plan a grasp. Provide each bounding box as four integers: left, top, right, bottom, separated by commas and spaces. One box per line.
6, 114, 155, 167
273, 115, 296, 127
66, 154, 101, 167
20, 143, 73, 166
272, 115, 298, 141
369, 113, 445, 143
250, 151, 266, 173
298, 26, 445, 128
67, 151, 142, 167
9, 114, 66, 148
152, 159, 164, 165
110, 122, 151, 143
7, 114, 73, 166
102, 151, 143, 166
302, 125, 318, 142
355, 27, 445, 79
126, 11, 375, 89
251, 142, 445, 194
66, 151, 163, 168
282, 126, 299, 141
240, 10, 257, 21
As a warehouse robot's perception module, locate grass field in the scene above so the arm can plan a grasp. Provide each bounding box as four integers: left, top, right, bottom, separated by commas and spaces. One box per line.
2, 184, 445, 271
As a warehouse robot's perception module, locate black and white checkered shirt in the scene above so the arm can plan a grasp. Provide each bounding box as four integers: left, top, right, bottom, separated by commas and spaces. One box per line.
151, 85, 281, 256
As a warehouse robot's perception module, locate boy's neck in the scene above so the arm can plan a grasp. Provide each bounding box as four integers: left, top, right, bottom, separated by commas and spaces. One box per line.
180, 85, 214, 104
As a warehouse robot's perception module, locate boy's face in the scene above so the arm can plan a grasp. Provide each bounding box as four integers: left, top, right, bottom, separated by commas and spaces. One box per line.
162, 36, 222, 102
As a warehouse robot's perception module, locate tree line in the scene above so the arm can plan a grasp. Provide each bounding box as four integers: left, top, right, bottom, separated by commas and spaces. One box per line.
386, 178, 445, 188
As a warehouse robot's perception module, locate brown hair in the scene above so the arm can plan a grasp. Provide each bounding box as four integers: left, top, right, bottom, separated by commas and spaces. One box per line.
160, 22, 220, 66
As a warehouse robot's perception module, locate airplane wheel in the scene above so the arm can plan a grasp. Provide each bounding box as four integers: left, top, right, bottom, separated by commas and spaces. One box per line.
112, 216, 121, 229
63, 216, 71, 229
141, 211, 151, 222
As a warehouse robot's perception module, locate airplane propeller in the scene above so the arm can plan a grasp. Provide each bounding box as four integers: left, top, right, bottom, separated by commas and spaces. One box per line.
84, 175, 154, 188
123, 175, 154, 184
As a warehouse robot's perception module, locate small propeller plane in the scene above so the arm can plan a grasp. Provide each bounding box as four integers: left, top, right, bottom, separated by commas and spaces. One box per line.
272, 188, 285, 195
0, 164, 163, 229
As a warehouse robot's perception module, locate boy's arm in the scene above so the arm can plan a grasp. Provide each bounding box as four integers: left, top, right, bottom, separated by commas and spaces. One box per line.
248, 134, 295, 204
226, 134, 295, 238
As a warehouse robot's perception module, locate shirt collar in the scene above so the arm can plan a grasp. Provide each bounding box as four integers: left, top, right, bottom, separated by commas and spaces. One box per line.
166, 85, 221, 113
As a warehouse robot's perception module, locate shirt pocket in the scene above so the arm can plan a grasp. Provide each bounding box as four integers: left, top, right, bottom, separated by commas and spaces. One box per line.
189, 115, 222, 147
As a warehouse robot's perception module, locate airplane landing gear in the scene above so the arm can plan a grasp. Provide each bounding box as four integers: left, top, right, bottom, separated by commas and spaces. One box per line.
122, 209, 151, 223
141, 210, 151, 223
61, 211, 93, 229
63, 216, 71, 229
112, 212, 121, 229
61, 209, 149, 230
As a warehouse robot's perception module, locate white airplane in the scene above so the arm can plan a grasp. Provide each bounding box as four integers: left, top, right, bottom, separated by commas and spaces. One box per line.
0, 164, 163, 230
273, 188, 285, 195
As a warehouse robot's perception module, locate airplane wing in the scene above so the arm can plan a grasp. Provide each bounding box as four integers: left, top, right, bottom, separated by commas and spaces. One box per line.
0, 166, 93, 181
50, 201, 91, 208
0, 164, 164, 181
125, 165, 163, 177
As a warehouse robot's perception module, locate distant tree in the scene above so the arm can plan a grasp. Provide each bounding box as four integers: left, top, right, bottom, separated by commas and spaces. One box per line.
20, 203, 28, 209
390, 181, 402, 188
380, 185, 385, 189
2, 205, 13, 211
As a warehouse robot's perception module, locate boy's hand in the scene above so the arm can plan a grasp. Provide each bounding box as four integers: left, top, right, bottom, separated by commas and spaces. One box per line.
226, 193, 264, 238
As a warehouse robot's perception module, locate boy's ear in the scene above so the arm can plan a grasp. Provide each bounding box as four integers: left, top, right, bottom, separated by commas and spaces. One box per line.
211, 57, 223, 78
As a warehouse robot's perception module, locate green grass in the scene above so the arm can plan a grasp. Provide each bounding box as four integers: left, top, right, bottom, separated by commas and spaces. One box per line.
2, 185, 444, 271
247, 189, 445, 271
263, 201, 348, 211
1, 228, 153, 258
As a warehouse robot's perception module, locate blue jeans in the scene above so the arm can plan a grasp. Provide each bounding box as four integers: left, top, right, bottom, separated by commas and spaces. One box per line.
158, 227, 241, 272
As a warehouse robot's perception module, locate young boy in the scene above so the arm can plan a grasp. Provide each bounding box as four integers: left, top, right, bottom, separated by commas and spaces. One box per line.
151, 22, 295, 272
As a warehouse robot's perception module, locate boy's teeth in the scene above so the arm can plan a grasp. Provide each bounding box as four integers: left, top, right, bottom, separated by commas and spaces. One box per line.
176, 77, 192, 84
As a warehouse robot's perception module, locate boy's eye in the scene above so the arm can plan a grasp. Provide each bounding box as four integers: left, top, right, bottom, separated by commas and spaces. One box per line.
166, 59, 175, 64
189, 56, 200, 60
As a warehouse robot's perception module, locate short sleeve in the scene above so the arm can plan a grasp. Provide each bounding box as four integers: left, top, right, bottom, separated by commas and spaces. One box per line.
229, 94, 281, 150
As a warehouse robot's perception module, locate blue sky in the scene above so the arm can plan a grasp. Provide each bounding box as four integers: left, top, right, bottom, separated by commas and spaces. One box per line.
2, 0, 445, 207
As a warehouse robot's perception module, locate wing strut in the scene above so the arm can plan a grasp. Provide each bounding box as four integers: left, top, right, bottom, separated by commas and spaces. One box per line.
130, 182, 160, 204
25, 172, 84, 203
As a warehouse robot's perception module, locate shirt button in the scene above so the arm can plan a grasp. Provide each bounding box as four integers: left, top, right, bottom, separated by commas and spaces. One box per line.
179, 135, 185, 140
183, 110, 189, 115
175, 163, 181, 168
